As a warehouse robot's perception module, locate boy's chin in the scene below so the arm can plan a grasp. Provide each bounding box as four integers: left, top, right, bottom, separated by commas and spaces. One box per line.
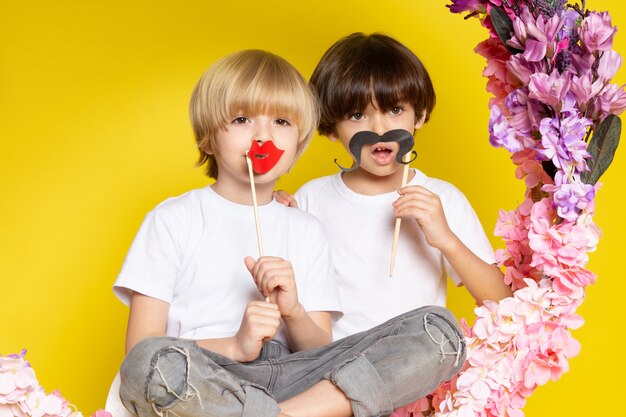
251, 167, 289, 184
358, 163, 405, 178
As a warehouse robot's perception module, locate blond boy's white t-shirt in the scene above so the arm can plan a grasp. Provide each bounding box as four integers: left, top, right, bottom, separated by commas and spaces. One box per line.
114, 185, 342, 346
295, 169, 495, 340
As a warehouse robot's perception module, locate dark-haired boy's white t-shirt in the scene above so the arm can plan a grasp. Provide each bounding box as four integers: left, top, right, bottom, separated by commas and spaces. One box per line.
295, 169, 495, 340
114, 185, 342, 345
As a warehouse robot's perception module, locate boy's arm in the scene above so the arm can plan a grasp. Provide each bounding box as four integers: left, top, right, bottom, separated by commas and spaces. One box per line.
126, 292, 281, 362
125, 292, 169, 353
436, 235, 512, 304
245, 256, 333, 351
283, 309, 333, 352
393, 185, 512, 304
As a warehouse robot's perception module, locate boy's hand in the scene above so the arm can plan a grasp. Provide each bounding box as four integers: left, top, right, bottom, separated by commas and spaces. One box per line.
244, 256, 302, 319
233, 300, 281, 362
273, 190, 298, 208
392, 185, 454, 250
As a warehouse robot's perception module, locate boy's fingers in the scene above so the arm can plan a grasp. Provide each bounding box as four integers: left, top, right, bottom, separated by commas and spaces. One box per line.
247, 300, 279, 310
244, 256, 256, 273
399, 184, 431, 194
273, 190, 298, 207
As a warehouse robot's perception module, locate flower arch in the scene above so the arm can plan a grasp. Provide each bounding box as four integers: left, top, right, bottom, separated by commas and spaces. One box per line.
394, 1, 623, 416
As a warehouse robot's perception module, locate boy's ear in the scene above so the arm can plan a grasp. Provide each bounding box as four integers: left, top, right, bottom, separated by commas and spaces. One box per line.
327, 132, 340, 142
199, 139, 214, 155
414, 111, 427, 130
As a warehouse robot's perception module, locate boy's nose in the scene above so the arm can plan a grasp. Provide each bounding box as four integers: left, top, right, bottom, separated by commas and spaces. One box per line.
370, 116, 387, 136
254, 123, 272, 141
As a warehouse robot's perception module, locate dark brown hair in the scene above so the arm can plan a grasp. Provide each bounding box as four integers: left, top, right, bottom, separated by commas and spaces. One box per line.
310, 33, 436, 136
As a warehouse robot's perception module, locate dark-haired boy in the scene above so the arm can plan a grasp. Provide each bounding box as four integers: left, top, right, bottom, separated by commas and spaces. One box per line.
283, 32, 512, 340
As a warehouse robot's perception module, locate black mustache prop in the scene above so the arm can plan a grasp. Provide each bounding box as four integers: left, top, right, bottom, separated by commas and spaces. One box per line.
335, 129, 417, 172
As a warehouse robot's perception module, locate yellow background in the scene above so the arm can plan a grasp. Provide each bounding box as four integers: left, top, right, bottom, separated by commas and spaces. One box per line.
1, 0, 624, 415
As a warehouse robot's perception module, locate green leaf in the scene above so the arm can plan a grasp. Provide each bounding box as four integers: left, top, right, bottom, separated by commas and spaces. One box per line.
582, 114, 621, 185
490, 7, 523, 55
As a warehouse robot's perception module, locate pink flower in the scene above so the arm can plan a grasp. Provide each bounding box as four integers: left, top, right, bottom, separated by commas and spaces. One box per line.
516, 323, 581, 389
570, 71, 604, 111
512, 279, 552, 325
528, 70, 571, 108
579, 11, 617, 53
391, 397, 430, 417
597, 50, 623, 83
515, 158, 550, 189
21, 390, 66, 417
598, 83, 626, 114
508, 7, 565, 61
473, 298, 520, 347
0, 350, 38, 405
551, 267, 596, 299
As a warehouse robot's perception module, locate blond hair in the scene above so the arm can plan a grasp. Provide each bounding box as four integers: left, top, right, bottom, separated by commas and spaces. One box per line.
190, 49, 319, 179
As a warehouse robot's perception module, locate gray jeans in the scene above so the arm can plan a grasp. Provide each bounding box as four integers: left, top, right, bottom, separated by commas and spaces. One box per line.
119, 305, 465, 417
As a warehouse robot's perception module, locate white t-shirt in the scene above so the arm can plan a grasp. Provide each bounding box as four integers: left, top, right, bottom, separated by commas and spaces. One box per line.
114, 185, 342, 345
295, 169, 495, 340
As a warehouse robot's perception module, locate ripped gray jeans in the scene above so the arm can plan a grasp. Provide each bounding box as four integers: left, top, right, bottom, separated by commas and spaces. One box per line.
119, 305, 466, 417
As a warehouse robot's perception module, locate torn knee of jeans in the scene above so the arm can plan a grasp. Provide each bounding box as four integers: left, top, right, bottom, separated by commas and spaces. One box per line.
423, 313, 466, 367
145, 346, 202, 415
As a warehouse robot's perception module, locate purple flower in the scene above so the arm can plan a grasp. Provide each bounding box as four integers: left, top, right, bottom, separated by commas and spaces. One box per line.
537, 111, 592, 172
528, 69, 571, 108
558, 9, 580, 41
543, 173, 596, 222
447, 0, 487, 14
506, 88, 543, 132
579, 11, 617, 53
535, 0, 568, 18
489, 105, 534, 153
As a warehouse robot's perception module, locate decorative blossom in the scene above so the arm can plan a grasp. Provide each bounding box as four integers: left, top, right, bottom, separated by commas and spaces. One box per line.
579, 11, 618, 53
419, 2, 623, 417
0, 351, 111, 417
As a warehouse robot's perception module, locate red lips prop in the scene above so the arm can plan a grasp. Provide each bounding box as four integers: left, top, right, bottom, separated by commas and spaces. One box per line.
246, 140, 285, 174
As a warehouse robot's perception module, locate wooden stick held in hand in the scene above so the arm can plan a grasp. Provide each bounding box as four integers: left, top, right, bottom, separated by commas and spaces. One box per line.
245, 154, 270, 302
389, 153, 412, 277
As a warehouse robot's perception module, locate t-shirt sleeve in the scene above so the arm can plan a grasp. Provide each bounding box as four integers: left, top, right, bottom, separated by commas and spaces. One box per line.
113, 207, 183, 305
295, 216, 343, 320
442, 189, 496, 287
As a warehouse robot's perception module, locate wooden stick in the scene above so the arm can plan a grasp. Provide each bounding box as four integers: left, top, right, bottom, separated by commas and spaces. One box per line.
245, 154, 270, 302
389, 153, 412, 277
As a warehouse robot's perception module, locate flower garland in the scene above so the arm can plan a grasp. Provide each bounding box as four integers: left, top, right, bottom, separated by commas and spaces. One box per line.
0, 350, 111, 417
393, 1, 623, 416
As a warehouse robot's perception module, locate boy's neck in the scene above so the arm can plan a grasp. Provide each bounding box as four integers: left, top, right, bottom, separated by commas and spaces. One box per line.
341, 168, 415, 196
211, 177, 276, 206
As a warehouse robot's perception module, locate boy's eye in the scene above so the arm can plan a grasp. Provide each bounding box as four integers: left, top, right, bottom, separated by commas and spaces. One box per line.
349, 112, 364, 121
232, 116, 250, 124
389, 106, 404, 115
275, 118, 291, 126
